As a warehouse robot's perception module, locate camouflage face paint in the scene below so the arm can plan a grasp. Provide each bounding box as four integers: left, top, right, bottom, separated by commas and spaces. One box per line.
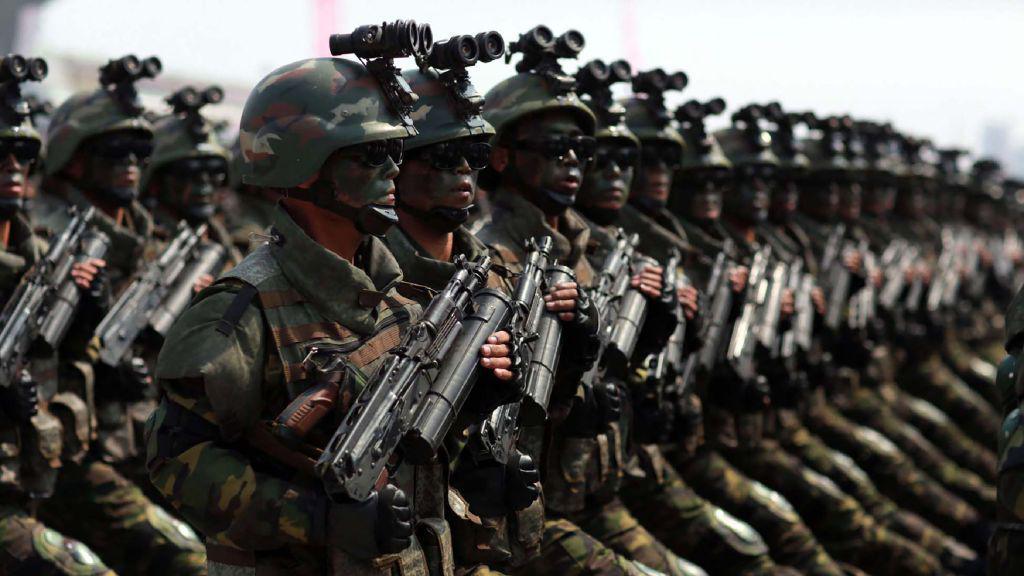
838, 181, 863, 222
579, 139, 635, 223
770, 179, 800, 223
728, 176, 770, 224
509, 113, 586, 212
323, 148, 400, 209
689, 178, 723, 222
397, 136, 482, 212
81, 131, 152, 206
0, 140, 34, 216
160, 156, 227, 223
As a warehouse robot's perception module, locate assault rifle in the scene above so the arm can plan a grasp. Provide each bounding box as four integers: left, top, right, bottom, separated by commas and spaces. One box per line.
678, 247, 731, 393
820, 224, 851, 331
93, 222, 226, 367
315, 255, 492, 501
0, 207, 109, 386
724, 245, 771, 382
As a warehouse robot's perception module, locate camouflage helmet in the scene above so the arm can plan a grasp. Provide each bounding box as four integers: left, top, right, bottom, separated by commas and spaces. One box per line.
482, 73, 596, 140
715, 104, 779, 168
970, 157, 1004, 200
0, 55, 48, 147
622, 97, 684, 148
936, 148, 971, 189
799, 116, 851, 177
897, 135, 938, 180
45, 54, 160, 177
765, 107, 812, 175
141, 86, 230, 192
674, 98, 731, 174
239, 57, 411, 188
227, 136, 243, 189
402, 67, 494, 150
857, 121, 904, 179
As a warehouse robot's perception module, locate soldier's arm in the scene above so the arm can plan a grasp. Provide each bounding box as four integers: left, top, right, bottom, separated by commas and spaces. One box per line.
0, 250, 27, 293
146, 285, 327, 550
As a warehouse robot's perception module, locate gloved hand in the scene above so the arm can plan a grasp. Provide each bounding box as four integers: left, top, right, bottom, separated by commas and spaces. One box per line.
328, 483, 413, 559
503, 450, 540, 512
115, 356, 154, 401
452, 449, 540, 517
0, 369, 38, 423
594, 381, 623, 426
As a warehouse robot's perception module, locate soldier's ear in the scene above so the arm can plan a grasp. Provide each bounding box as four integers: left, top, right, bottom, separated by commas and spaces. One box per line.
491, 146, 509, 174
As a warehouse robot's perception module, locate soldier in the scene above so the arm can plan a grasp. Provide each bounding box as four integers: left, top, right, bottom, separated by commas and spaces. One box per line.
223, 136, 279, 255
21, 53, 206, 575
146, 32, 519, 575
476, 27, 696, 576
0, 53, 116, 576
580, 72, 845, 576
382, 38, 547, 574
991, 336, 1024, 574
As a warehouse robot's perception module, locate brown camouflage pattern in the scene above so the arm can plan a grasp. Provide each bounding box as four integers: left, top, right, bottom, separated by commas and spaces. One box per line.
45, 88, 153, 177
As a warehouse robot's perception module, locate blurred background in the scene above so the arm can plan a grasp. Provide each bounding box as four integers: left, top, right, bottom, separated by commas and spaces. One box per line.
5, 0, 1023, 174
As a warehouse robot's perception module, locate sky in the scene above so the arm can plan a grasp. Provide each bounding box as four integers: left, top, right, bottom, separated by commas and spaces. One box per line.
18, 0, 1024, 167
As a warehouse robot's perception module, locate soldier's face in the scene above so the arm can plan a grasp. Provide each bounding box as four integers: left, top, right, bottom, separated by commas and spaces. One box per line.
322, 141, 401, 209
157, 156, 228, 223
838, 182, 862, 221
510, 113, 587, 202
634, 140, 679, 206
727, 167, 771, 224
896, 183, 925, 217
770, 179, 800, 221
0, 138, 37, 207
396, 136, 485, 213
801, 180, 840, 221
685, 176, 723, 221
864, 183, 896, 215
579, 139, 636, 212
81, 131, 152, 203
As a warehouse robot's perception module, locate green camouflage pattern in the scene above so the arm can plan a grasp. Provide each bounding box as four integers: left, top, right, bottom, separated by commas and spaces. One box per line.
997, 354, 1019, 415
482, 73, 596, 139
509, 518, 669, 576
718, 439, 945, 576
678, 129, 731, 173
45, 88, 153, 176
582, 96, 640, 146
140, 109, 231, 192
991, 395, 1024, 574
673, 448, 844, 576
238, 57, 411, 188
36, 460, 204, 576
619, 98, 684, 148
402, 68, 495, 150
0, 507, 115, 576
714, 127, 779, 167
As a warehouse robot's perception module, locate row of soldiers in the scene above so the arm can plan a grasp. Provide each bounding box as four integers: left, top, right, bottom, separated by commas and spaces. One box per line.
0, 19, 1018, 576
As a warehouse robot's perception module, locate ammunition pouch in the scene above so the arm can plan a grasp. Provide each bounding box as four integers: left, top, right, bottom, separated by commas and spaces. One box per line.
19, 408, 63, 499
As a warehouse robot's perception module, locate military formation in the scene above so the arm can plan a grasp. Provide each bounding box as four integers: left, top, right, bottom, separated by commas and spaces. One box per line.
0, 19, 1021, 576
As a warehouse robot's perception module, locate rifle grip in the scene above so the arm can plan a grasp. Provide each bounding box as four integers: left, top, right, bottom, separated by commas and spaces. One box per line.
274, 380, 339, 441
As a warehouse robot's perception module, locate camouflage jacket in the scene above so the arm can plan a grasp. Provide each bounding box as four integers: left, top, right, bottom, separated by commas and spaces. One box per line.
617, 203, 693, 265
34, 179, 154, 289
0, 212, 42, 296
226, 192, 278, 254
147, 205, 448, 574
384, 224, 503, 293
151, 207, 244, 269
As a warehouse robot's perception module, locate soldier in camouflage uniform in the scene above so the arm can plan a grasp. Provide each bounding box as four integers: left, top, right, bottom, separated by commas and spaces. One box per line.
145, 51, 521, 575
29, 55, 206, 576
380, 58, 548, 575
585, 81, 839, 573
0, 53, 117, 576
223, 136, 279, 255
476, 41, 693, 576
992, 309, 1024, 574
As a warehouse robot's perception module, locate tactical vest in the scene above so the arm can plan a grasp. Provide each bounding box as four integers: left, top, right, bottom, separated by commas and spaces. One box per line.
211, 245, 454, 576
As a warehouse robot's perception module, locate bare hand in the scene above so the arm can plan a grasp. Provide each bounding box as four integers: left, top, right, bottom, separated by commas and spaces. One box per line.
544, 281, 580, 322
843, 251, 862, 274
811, 287, 826, 315
781, 288, 795, 318
631, 264, 664, 298
70, 258, 106, 289
870, 268, 883, 288
193, 273, 214, 294
678, 285, 699, 320
729, 266, 749, 294
479, 330, 514, 381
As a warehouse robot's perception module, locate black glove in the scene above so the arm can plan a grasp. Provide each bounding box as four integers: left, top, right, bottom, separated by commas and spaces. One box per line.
452, 449, 540, 517
115, 357, 154, 401
595, 381, 623, 426
328, 483, 413, 559
503, 450, 540, 512
0, 370, 38, 423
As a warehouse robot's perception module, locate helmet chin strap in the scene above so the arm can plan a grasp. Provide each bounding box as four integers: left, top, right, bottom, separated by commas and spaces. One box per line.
395, 197, 470, 234
506, 162, 575, 216
629, 194, 666, 214
0, 197, 24, 218
97, 185, 138, 207
579, 204, 620, 226
307, 179, 398, 238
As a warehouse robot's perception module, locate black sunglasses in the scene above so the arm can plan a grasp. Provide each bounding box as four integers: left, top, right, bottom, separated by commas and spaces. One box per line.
640, 144, 682, 169
592, 145, 639, 171
736, 164, 777, 180
514, 135, 596, 164
92, 136, 154, 161
165, 157, 229, 182
0, 138, 41, 164
358, 138, 404, 167
415, 140, 492, 171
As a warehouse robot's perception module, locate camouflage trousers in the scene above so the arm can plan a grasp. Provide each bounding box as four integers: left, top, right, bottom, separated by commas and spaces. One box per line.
774, 410, 979, 573
803, 399, 987, 552
879, 382, 999, 481
900, 351, 1001, 447
618, 445, 795, 576
669, 447, 842, 576
508, 517, 691, 576
0, 505, 115, 575
988, 527, 1024, 576
836, 385, 996, 516
941, 336, 1001, 412
719, 437, 945, 576
37, 458, 206, 576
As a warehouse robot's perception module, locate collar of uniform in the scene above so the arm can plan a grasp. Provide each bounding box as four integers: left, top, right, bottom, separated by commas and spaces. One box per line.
618, 204, 694, 263
491, 190, 591, 269
56, 179, 154, 239
386, 225, 487, 292
268, 206, 404, 335
3, 211, 41, 263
